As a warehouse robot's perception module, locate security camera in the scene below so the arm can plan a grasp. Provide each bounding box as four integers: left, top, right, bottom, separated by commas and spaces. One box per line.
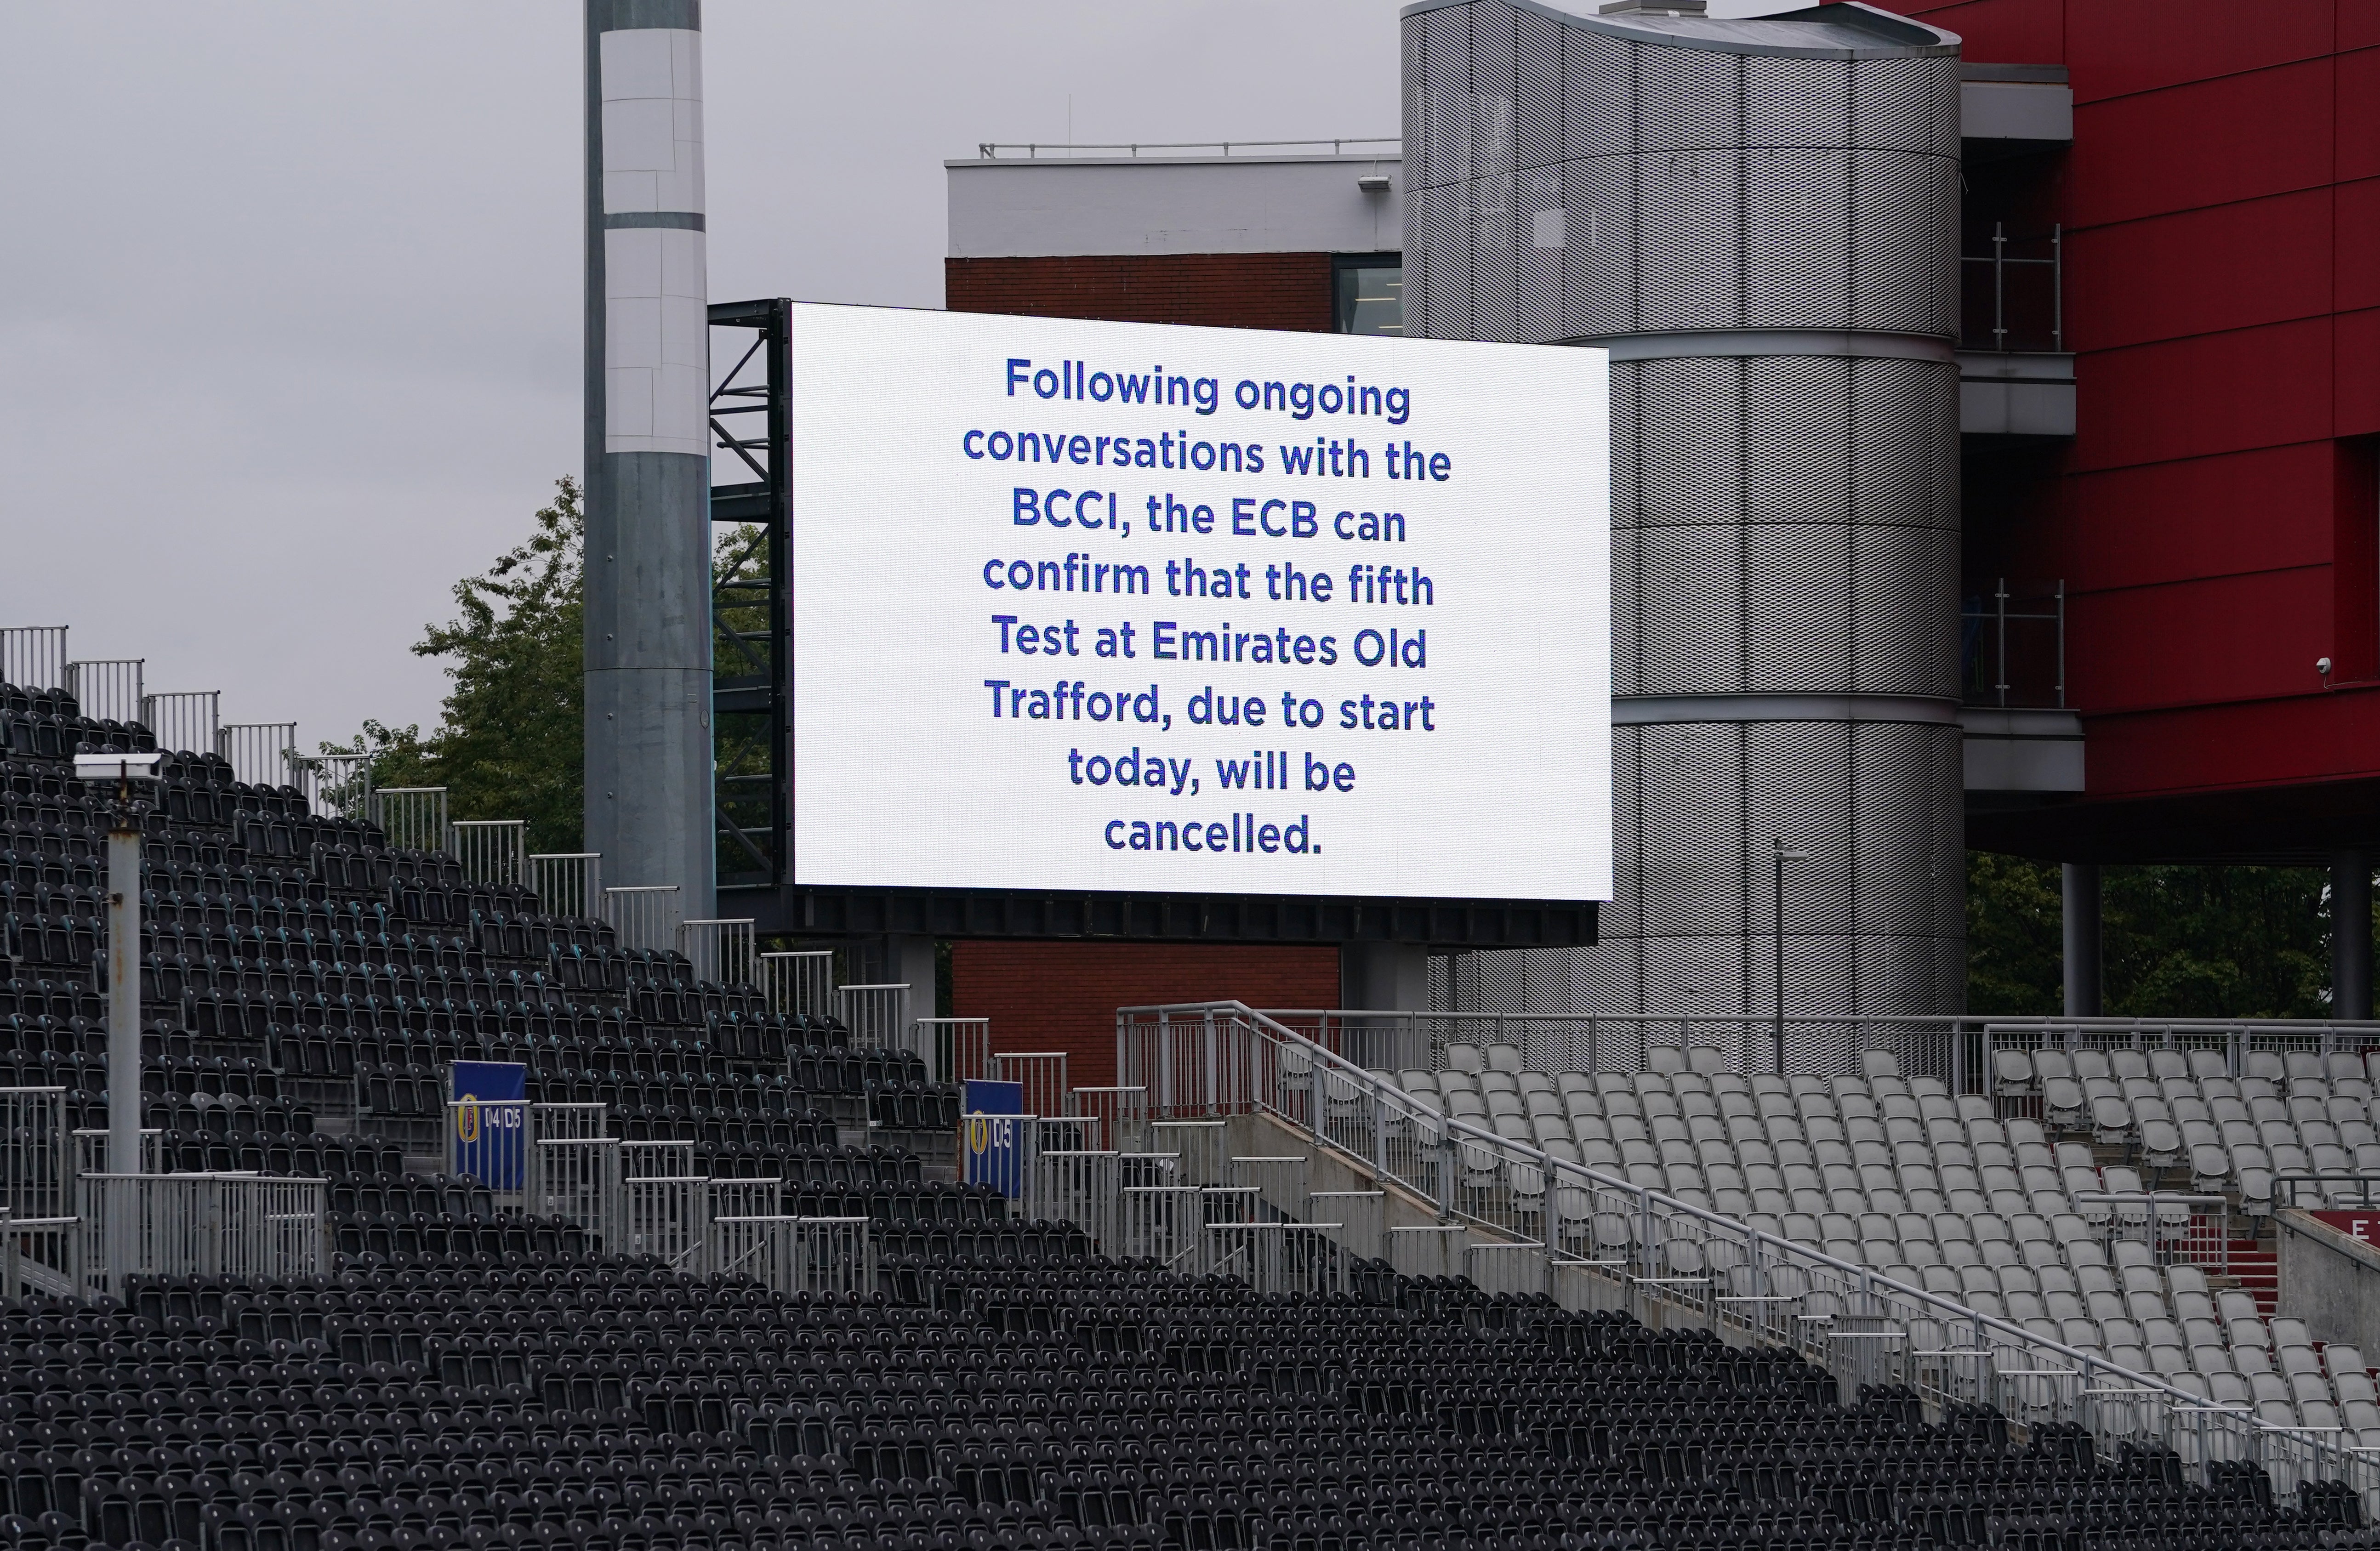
2318, 658, 2334, 680
73, 752, 164, 785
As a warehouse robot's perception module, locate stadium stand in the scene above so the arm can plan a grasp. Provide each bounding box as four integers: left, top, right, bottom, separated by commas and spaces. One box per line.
1382, 1036, 2380, 1447
9, 668, 2380, 1548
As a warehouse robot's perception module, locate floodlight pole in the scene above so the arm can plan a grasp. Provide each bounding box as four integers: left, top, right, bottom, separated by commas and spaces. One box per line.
1771, 840, 1810, 1076
107, 785, 143, 1174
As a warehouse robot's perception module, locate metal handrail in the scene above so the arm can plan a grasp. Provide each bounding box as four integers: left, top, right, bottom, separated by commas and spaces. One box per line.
1121, 1000, 2380, 1491
1960, 220, 2062, 352
974, 136, 1398, 160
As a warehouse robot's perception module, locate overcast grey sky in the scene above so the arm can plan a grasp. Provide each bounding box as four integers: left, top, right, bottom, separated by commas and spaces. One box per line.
0, 3, 1400, 750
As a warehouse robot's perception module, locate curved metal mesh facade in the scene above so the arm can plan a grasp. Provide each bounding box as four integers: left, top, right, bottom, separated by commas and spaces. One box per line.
1405, 0, 1965, 1028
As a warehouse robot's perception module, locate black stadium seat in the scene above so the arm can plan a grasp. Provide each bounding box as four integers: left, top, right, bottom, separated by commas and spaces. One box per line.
6, 671, 2375, 1550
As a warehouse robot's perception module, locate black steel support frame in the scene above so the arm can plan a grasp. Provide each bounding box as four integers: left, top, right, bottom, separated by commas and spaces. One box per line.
705, 298, 1597, 948
707, 298, 790, 891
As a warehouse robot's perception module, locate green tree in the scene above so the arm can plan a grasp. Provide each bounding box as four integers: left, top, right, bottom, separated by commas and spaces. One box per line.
1964, 852, 2063, 1014
324, 477, 586, 855
1966, 851, 2338, 1017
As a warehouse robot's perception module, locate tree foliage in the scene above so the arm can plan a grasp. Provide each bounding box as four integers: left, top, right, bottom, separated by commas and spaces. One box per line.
1966, 851, 2338, 1017
324, 478, 586, 855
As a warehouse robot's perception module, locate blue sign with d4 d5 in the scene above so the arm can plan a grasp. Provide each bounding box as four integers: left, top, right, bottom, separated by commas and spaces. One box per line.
450, 1060, 527, 1190
962, 1079, 1028, 1199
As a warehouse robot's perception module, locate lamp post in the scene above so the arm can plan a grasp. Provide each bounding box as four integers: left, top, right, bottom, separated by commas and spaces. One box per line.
1772, 839, 1811, 1075
78, 753, 163, 1174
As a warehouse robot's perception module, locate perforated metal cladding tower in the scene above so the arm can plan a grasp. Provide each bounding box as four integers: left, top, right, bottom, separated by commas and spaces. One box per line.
1403, 0, 1966, 1032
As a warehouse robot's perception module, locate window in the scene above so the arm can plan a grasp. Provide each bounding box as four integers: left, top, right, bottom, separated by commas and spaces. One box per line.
1333, 255, 1402, 336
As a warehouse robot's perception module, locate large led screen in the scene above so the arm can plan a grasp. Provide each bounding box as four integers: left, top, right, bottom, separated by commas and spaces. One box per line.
786, 302, 1610, 903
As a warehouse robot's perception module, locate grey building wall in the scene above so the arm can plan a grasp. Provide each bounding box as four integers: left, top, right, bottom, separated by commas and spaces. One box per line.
1402, 0, 1966, 1034
947, 155, 1404, 260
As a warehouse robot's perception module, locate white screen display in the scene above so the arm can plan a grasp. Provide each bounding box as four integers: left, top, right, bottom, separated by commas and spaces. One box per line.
786, 302, 1610, 903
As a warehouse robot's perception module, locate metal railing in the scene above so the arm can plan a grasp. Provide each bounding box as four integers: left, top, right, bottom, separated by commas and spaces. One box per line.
1204, 1221, 1354, 1296
759, 950, 836, 1019
1260, 1008, 1979, 1089
2277, 1176, 2380, 1211
602, 884, 683, 954
975, 136, 1397, 160
290, 752, 372, 819
913, 1017, 991, 1085
529, 852, 601, 918
1073, 1086, 1150, 1154
709, 1215, 874, 1296
0, 625, 68, 690
218, 722, 298, 788
835, 983, 909, 1051
2, 1088, 74, 1300
141, 691, 221, 757
452, 818, 527, 886
679, 918, 755, 987
1121, 1002, 2379, 1506
2072, 1191, 2236, 1275
77, 1174, 326, 1297
1963, 579, 2066, 709
989, 1051, 1072, 1120
372, 786, 450, 852
1983, 1019, 2380, 1095
64, 659, 142, 722
1961, 220, 2063, 353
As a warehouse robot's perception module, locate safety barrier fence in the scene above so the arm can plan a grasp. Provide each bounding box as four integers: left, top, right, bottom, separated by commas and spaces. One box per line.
2278, 1176, 2380, 1211
0, 625, 69, 691
72, 1129, 163, 1179
77, 1174, 326, 1298
64, 659, 143, 723
913, 1018, 991, 1086
834, 984, 909, 1053
759, 951, 835, 1019
217, 722, 298, 790
1262, 1009, 1974, 1090
289, 753, 371, 821
371, 787, 450, 854
2072, 1191, 2237, 1276
679, 918, 756, 989
142, 692, 221, 760
528, 852, 602, 919
709, 1216, 875, 1298
602, 885, 683, 956
452, 818, 528, 887
989, 1051, 1071, 1121
1981, 1020, 2380, 1096
1121, 1002, 2380, 1508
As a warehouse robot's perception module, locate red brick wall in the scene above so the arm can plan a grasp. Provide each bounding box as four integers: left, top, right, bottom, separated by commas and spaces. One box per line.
945, 253, 1336, 332
951, 940, 1341, 1091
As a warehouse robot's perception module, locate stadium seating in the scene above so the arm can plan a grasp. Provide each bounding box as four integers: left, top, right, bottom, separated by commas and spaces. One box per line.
9, 672, 2378, 1547
10, 1251, 2373, 1551
1393, 1041, 2380, 1445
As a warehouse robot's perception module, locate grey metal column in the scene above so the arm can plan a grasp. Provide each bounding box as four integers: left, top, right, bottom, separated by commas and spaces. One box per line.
106, 819, 142, 1173
2334, 850, 2372, 1020
1403, 0, 1966, 1043
2061, 862, 2101, 1018
585, 0, 716, 920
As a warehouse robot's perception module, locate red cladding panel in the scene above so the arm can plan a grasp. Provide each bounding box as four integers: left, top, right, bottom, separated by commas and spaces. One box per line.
945, 253, 1336, 332
2341, 308, 2380, 439
2064, 61, 2334, 228
2052, 444, 2339, 592
2067, 567, 2331, 718
2062, 190, 2334, 355
951, 940, 1341, 1091
2346, 50, 2380, 181
1893, 0, 2065, 61
2342, 183, 2380, 315
2068, 318, 2335, 474
2064, 1, 2337, 102
2087, 685, 2380, 798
